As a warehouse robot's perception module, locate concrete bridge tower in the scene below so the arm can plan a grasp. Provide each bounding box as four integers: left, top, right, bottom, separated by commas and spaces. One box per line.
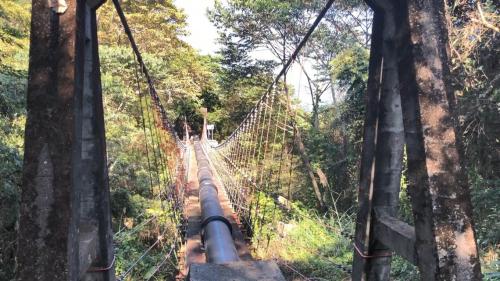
17, 0, 114, 280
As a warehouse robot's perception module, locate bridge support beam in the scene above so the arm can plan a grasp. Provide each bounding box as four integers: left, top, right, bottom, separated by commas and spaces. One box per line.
352, 0, 482, 280
17, 0, 114, 280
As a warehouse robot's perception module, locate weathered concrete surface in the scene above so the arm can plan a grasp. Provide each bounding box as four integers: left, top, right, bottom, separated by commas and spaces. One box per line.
351, 11, 384, 281
78, 4, 115, 280
178, 143, 206, 280
402, 0, 482, 279
373, 208, 417, 265
361, 1, 406, 278
189, 261, 286, 281
17, 0, 80, 279
17, 0, 114, 280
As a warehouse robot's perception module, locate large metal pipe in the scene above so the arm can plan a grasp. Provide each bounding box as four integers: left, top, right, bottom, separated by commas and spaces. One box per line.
194, 142, 239, 263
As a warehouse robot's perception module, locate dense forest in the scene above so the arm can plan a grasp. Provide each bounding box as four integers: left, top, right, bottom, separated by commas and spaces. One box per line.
0, 0, 498, 280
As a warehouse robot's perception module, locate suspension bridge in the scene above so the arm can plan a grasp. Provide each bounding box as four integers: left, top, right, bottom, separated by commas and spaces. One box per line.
15, 0, 483, 280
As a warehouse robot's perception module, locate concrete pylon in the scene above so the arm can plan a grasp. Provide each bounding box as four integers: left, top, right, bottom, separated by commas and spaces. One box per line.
17, 0, 114, 280
200, 107, 208, 141
184, 116, 190, 142
352, 1, 481, 280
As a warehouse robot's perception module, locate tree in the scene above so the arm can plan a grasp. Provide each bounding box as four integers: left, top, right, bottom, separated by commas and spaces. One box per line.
447, 0, 499, 249
209, 0, 334, 208
301, 1, 371, 124
97, 0, 187, 54
0, 1, 30, 279
209, 37, 276, 137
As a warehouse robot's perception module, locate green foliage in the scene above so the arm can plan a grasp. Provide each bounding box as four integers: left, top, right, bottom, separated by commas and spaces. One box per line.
0, 1, 29, 279
330, 45, 369, 94
113, 198, 179, 280
203, 12, 277, 138
390, 256, 419, 281
111, 188, 138, 218
252, 194, 354, 280
0, 0, 498, 279
447, 1, 499, 273
295, 45, 369, 211
398, 154, 414, 224
470, 171, 500, 246
210, 0, 319, 60
97, 0, 187, 54
0, 0, 30, 74
98, 0, 218, 135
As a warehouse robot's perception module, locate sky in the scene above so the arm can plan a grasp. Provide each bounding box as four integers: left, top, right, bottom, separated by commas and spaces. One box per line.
174, 0, 219, 55
173, 0, 333, 111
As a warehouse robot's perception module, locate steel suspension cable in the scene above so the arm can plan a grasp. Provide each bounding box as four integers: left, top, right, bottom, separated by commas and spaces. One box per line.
214, 0, 336, 149
133, 54, 156, 198
117, 229, 168, 281
141, 74, 163, 197
145, 245, 177, 281
256, 88, 285, 246
111, 1, 188, 279
202, 0, 339, 264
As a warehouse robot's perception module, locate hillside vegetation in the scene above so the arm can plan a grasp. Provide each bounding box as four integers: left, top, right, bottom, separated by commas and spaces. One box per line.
0, 0, 498, 280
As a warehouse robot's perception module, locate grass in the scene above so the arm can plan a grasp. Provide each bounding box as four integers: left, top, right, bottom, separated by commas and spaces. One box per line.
113, 196, 180, 281
248, 195, 353, 280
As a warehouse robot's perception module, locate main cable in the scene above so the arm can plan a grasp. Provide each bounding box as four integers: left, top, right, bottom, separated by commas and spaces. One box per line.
215, 0, 335, 148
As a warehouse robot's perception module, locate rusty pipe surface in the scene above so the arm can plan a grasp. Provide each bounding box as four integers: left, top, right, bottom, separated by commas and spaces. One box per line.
193, 142, 239, 263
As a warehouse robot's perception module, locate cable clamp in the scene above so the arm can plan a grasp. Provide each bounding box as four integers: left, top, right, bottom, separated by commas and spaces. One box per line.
201, 215, 233, 234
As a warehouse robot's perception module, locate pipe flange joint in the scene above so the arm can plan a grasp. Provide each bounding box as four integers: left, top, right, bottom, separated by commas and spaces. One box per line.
201, 215, 233, 234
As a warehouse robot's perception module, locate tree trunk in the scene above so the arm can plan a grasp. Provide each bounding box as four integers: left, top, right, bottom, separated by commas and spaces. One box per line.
313, 92, 321, 129
300, 61, 320, 130
294, 126, 324, 208
283, 73, 324, 209
330, 81, 337, 105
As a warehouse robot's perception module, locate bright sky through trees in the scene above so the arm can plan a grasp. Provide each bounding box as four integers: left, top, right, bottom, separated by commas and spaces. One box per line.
174, 0, 220, 55
174, 0, 332, 110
